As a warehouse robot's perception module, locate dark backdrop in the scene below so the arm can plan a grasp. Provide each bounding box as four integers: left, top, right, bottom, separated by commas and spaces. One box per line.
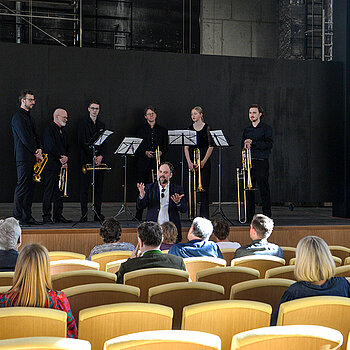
0, 42, 343, 204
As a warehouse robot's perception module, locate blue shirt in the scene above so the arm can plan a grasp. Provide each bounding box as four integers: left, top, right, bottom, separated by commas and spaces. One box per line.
169, 239, 223, 259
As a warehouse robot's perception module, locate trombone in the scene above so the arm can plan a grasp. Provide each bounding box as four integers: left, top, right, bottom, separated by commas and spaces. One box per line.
33, 153, 48, 182
59, 167, 68, 197
151, 146, 161, 182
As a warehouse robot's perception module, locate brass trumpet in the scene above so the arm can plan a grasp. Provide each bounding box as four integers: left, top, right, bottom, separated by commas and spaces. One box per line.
33, 153, 48, 182
82, 163, 111, 174
59, 167, 68, 197
151, 146, 161, 182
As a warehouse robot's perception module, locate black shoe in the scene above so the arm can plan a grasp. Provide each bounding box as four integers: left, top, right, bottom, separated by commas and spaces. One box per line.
43, 217, 54, 224
94, 214, 105, 222
22, 217, 43, 225
53, 216, 72, 223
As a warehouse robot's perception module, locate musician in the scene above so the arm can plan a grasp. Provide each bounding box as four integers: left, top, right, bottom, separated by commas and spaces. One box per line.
12, 90, 43, 226
77, 100, 106, 221
241, 104, 273, 221
42, 109, 71, 224
184, 106, 214, 219
135, 106, 168, 221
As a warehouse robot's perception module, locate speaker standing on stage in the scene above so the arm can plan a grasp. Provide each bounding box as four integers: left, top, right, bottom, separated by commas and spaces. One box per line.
42, 109, 72, 224
184, 106, 214, 219
12, 90, 43, 226
242, 104, 273, 221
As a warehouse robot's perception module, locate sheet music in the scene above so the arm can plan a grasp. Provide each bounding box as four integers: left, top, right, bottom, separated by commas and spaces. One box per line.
168, 130, 197, 146
94, 130, 114, 146
115, 137, 143, 155
210, 130, 229, 147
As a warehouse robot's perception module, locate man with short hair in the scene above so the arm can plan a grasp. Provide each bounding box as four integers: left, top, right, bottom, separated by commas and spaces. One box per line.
233, 214, 283, 258
116, 221, 186, 283
169, 217, 223, 259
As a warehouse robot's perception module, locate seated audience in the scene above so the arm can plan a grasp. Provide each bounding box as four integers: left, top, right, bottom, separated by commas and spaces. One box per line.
212, 219, 240, 250
169, 217, 223, 259
117, 221, 186, 283
234, 214, 283, 259
271, 235, 350, 325
0, 243, 77, 338
0, 217, 21, 271
160, 221, 178, 250
87, 217, 134, 259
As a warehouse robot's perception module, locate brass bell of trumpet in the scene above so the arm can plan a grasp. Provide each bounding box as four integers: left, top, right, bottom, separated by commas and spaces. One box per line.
82, 163, 111, 174
152, 146, 161, 182
59, 167, 68, 197
33, 153, 48, 182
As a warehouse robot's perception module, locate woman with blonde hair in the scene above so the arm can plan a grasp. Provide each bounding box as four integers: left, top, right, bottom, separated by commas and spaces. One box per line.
271, 236, 350, 325
0, 243, 77, 338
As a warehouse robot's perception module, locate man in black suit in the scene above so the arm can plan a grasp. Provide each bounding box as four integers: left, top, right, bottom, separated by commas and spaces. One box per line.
137, 162, 187, 242
116, 221, 186, 283
12, 89, 43, 225
42, 108, 72, 224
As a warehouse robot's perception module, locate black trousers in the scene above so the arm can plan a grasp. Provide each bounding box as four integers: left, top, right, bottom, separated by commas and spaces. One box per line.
42, 169, 63, 219
246, 159, 272, 220
13, 161, 35, 221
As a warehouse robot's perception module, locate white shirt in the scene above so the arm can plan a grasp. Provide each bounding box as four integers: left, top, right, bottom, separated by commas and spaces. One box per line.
157, 182, 169, 225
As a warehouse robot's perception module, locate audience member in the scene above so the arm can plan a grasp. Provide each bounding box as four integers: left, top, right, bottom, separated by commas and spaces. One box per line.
117, 221, 186, 283
0, 217, 21, 271
87, 217, 134, 259
271, 236, 350, 325
160, 221, 178, 250
234, 214, 283, 258
169, 217, 223, 259
212, 219, 240, 250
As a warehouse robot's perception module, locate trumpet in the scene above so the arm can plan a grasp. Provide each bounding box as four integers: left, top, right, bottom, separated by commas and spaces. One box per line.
59, 167, 68, 197
82, 163, 111, 174
33, 153, 48, 182
151, 146, 161, 182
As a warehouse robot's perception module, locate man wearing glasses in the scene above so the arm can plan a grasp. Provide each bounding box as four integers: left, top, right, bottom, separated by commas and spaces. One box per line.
12, 89, 43, 225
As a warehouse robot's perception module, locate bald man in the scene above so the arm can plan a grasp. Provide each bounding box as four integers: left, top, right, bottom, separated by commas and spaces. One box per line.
42, 108, 72, 224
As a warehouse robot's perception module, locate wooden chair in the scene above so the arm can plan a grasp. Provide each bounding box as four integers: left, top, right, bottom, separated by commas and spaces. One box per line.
230, 278, 295, 313
279, 246, 296, 265
231, 256, 285, 279
49, 251, 86, 261
335, 265, 350, 278
231, 325, 343, 350
52, 270, 116, 290
344, 257, 350, 266
0, 307, 67, 339
220, 248, 236, 266
106, 259, 128, 274
63, 283, 140, 323
290, 256, 342, 267
329, 246, 350, 265
0, 286, 11, 293
196, 266, 260, 299
183, 257, 226, 281
182, 300, 272, 350
91, 251, 132, 271
0, 336, 91, 349
276, 295, 350, 349
124, 268, 189, 302
50, 259, 99, 275
0, 272, 13, 287
265, 265, 295, 280
149, 281, 225, 329
79, 303, 173, 350
104, 330, 221, 350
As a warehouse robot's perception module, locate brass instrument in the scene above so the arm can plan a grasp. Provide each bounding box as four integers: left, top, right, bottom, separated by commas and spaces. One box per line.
82, 163, 111, 174
59, 167, 68, 197
152, 146, 161, 182
33, 153, 48, 182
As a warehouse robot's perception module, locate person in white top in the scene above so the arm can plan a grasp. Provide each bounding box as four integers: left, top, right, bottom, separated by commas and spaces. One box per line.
212, 219, 241, 250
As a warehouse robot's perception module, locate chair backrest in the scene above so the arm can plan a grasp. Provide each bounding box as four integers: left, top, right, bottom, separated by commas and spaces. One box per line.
335, 266, 350, 278
329, 246, 350, 265
124, 268, 189, 302
63, 283, 140, 323
230, 278, 295, 313
0, 307, 67, 339
0, 272, 14, 287
0, 336, 91, 349
52, 270, 117, 290
279, 246, 296, 265
277, 295, 350, 350
104, 330, 222, 350
220, 249, 236, 266
196, 266, 260, 299
91, 251, 132, 271
265, 265, 295, 280
79, 303, 173, 350
231, 325, 343, 350
49, 251, 86, 261
231, 256, 285, 278
149, 281, 225, 329
182, 300, 272, 350
183, 257, 226, 281
344, 257, 350, 266
50, 259, 100, 275
290, 256, 342, 267
106, 259, 128, 274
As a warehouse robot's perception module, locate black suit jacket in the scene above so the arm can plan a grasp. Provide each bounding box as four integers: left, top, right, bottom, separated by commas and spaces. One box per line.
137, 181, 188, 241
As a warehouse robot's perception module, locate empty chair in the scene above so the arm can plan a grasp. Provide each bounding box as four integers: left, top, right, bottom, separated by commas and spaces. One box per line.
50, 259, 99, 275
49, 251, 86, 261
104, 330, 221, 350
0, 272, 13, 287
79, 303, 173, 350
183, 257, 226, 282
149, 281, 225, 329
265, 265, 295, 280
91, 251, 132, 272
290, 256, 342, 267
106, 259, 128, 274
182, 300, 272, 350
52, 270, 117, 290
230, 278, 295, 313
335, 265, 350, 278
231, 256, 285, 278
231, 325, 343, 350
124, 268, 189, 303
279, 246, 296, 265
220, 249, 236, 266
63, 283, 140, 323
196, 266, 260, 299
329, 246, 350, 265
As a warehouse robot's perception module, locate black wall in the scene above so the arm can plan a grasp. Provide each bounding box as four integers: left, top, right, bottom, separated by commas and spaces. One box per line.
0, 42, 343, 204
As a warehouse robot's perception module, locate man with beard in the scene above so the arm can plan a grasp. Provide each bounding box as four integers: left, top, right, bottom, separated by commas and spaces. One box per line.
136, 162, 187, 242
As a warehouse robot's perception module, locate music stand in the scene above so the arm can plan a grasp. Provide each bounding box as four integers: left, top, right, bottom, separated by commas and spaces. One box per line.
114, 137, 142, 220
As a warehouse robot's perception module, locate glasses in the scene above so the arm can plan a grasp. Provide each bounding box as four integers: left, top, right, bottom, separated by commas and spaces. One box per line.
146, 112, 155, 116
161, 188, 165, 198
59, 115, 68, 119
90, 107, 100, 111
25, 98, 36, 102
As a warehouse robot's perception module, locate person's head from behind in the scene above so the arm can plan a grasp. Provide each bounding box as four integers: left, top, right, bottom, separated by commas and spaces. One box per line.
161, 221, 178, 245
100, 217, 122, 243
137, 221, 163, 251
212, 219, 230, 242
250, 214, 274, 240
10, 243, 52, 307
295, 236, 335, 283
0, 217, 21, 251
188, 217, 213, 241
